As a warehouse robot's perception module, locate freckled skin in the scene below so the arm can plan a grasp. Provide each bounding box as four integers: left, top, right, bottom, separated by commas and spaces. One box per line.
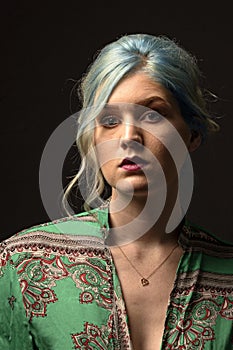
94, 73, 198, 199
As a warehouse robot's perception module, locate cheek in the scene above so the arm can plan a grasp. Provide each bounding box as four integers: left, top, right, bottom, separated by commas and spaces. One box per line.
144, 135, 169, 161
95, 130, 121, 170
150, 142, 175, 173
145, 133, 186, 182
99, 160, 118, 187
94, 139, 118, 182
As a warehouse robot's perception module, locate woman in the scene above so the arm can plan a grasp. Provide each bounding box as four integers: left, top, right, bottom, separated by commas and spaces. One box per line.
0, 34, 232, 349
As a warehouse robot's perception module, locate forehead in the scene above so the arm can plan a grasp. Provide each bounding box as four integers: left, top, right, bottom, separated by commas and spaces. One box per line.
108, 73, 176, 107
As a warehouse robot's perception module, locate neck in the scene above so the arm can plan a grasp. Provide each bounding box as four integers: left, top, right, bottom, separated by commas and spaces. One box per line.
107, 188, 183, 248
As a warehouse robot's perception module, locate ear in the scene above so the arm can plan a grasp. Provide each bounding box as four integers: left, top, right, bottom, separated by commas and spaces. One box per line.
188, 130, 202, 152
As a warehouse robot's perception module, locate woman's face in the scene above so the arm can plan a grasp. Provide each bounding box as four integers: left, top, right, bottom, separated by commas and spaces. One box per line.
94, 73, 199, 198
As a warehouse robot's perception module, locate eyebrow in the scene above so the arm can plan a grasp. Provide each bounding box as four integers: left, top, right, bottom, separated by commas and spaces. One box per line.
135, 96, 169, 106
98, 96, 170, 119
103, 97, 169, 110
102, 104, 120, 111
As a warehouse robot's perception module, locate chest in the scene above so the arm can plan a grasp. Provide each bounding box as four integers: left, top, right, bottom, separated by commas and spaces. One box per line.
113, 255, 181, 350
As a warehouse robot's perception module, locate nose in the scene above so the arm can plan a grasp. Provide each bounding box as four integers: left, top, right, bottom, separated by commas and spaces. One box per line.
120, 120, 143, 149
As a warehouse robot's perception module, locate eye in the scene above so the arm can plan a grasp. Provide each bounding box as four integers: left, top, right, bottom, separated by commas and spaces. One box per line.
140, 110, 163, 123
98, 115, 120, 128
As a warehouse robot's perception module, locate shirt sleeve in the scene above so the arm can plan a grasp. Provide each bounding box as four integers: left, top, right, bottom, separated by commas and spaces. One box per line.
0, 244, 34, 350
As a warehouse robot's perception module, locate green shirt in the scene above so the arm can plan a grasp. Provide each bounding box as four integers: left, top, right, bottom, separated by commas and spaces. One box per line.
0, 206, 233, 349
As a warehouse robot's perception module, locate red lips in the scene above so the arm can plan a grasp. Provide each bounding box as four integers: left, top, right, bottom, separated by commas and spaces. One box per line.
120, 156, 146, 171
121, 158, 136, 166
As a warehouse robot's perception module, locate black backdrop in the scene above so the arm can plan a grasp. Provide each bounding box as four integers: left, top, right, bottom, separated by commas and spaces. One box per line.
1, 2, 232, 242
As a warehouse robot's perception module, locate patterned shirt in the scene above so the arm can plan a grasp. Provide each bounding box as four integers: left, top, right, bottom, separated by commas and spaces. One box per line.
0, 206, 233, 349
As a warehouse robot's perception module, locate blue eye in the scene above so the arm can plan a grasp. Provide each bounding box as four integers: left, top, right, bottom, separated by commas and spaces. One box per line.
99, 115, 120, 128
140, 111, 162, 123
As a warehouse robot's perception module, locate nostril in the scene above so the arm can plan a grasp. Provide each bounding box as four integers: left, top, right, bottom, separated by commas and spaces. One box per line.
120, 137, 144, 150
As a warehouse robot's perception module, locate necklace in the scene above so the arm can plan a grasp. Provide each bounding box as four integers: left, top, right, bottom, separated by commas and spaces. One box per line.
118, 243, 179, 286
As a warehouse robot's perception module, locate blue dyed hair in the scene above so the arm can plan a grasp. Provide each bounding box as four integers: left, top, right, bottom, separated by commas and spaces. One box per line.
64, 33, 219, 211
79, 33, 219, 140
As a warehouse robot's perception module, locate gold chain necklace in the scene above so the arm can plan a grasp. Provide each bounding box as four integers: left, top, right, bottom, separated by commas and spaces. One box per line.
118, 243, 179, 286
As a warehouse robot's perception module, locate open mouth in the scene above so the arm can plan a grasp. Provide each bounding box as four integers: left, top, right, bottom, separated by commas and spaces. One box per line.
120, 156, 147, 171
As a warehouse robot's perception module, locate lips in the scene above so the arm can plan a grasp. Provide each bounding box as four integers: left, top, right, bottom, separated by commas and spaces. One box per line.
120, 156, 147, 171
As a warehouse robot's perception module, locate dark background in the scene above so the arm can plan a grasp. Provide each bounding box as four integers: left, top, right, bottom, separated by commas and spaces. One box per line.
1, 2, 232, 242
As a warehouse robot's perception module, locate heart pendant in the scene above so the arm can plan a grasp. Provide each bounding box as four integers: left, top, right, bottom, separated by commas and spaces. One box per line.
141, 278, 149, 286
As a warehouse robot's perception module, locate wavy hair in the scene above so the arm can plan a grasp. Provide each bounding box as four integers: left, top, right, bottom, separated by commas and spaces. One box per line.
63, 33, 219, 214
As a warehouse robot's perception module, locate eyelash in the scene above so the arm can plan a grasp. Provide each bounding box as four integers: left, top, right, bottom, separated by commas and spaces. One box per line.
98, 109, 166, 128
140, 110, 163, 122
99, 115, 120, 128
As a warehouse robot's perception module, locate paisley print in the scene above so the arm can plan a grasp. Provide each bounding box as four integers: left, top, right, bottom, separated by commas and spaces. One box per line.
13, 248, 112, 319
0, 208, 232, 349
162, 271, 233, 349
72, 318, 117, 349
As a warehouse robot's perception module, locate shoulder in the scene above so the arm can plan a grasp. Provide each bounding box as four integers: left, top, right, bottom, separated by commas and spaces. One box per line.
180, 219, 233, 259
177, 220, 233, 292
0, 207, 109, 260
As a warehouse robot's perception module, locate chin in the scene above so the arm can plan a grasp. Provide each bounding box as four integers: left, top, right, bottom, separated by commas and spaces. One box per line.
114, 179, 149, 197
